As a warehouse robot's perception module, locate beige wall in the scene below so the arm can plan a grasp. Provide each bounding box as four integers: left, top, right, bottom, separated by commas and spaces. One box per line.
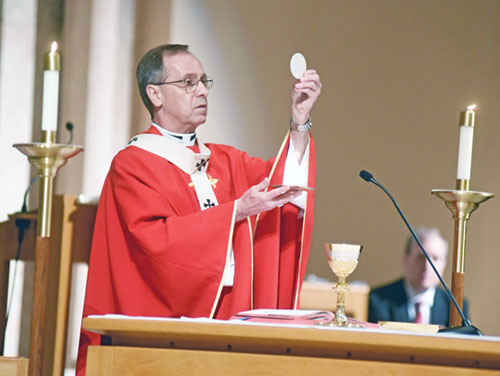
168, 0, 500, 334
3, 0, 500, 341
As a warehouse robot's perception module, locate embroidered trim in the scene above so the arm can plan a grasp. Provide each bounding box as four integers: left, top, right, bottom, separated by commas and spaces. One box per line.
190, 171, 219, 211
127, 133, 219, 211
127, 133, 210, 175
247, 217, 254, 310
189, 175, 218, 189
292, 133, 311, 308
252, 130, 290, 238
209, 201, 238, 318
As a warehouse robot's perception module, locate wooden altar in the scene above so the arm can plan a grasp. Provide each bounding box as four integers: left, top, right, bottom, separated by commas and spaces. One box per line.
83, 316, 500, 375
0, 194, 373, 376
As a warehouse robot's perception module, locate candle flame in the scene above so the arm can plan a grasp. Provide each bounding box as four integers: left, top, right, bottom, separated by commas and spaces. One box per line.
50, 41, 58, 53
467, 104, 476, 110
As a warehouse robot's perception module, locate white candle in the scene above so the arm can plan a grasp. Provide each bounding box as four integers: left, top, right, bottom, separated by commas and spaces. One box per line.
456, 104, 476, 180
41, 42, 60, 132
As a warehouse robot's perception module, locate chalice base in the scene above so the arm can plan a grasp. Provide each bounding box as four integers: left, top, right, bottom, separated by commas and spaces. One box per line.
318, 317, 366, 329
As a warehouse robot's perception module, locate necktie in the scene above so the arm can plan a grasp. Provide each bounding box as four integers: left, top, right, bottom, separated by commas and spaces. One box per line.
415, 301, 423, 324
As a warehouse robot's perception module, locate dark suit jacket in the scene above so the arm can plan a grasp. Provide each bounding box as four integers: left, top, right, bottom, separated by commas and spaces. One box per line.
368, 278, 469, 327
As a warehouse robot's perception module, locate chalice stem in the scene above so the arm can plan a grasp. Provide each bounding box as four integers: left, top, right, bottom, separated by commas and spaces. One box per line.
334, 276, 348, 325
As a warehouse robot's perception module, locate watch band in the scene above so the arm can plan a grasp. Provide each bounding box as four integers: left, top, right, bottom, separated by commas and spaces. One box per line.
290, 117, 312, 132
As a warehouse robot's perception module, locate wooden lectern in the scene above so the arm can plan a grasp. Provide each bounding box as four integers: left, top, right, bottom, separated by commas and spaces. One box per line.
0, 195, 96, 376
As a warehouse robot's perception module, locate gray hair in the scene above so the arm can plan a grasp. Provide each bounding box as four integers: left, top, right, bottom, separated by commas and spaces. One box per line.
405, 227, 448, 255
136, 44, 191, 118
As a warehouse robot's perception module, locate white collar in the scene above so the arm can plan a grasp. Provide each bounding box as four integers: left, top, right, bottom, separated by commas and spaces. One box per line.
151, 122, 196, 146
404, 280, 436, 306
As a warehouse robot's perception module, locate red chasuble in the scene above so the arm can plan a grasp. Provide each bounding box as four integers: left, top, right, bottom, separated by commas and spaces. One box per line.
76, 126, 316, 375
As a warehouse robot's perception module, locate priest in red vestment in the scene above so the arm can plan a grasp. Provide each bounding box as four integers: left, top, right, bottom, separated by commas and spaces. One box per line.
76, 44, 322, 375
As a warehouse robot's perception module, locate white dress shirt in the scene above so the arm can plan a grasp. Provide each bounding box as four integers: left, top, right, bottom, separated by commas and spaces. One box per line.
404, 280, 436, 325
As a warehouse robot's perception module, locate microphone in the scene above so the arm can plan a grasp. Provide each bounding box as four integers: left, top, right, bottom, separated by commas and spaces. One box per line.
360, 170, 374, 183
65, 122, 74, 144
359, 170, 481, 335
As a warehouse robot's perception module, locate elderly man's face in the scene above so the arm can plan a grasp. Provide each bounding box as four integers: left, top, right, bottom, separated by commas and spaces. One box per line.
403, 234, 447, 292
152, 52, 209, 133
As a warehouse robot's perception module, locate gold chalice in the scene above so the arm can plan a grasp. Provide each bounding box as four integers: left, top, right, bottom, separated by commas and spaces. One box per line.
324, 243, 363, 327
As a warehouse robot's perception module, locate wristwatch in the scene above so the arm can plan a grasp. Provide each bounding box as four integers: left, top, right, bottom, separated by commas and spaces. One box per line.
289, 117, 312, 132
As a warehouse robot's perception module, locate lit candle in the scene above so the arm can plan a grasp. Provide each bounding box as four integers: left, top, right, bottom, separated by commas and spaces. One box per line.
41, 41, 61, 132
456, 104, 476, 181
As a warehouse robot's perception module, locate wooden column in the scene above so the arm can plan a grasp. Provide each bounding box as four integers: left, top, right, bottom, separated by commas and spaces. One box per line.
449, 215, 467, 328
28, 237, 51, 376
450, 272, 464, 327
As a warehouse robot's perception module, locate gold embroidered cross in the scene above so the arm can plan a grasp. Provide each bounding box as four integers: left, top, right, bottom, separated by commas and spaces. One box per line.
189, 175, 218, 189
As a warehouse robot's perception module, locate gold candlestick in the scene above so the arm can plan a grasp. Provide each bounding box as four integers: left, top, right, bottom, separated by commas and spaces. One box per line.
432, 104, 494, 328
431, 189, 493, 327
13, 141, 83, 376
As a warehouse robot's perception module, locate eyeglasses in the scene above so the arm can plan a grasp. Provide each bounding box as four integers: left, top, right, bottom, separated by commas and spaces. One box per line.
152, 76, 213, 93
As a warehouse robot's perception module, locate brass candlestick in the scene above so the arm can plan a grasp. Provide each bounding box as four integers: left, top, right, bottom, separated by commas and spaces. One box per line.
13, 131, 82, 376
432, 187, 493, 327
431, 104, 495, 328
324, 243, 364, 328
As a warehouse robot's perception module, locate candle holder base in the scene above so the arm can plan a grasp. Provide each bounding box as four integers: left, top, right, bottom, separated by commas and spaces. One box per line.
13, 142, 83, 176
431, 189, 494, 219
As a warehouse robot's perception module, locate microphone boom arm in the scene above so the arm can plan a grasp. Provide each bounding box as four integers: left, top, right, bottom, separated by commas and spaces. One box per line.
360, 170, 480, 335
371, 179, 471, 327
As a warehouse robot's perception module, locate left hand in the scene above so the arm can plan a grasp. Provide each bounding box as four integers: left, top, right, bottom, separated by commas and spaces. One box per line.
291, 69, 322, 124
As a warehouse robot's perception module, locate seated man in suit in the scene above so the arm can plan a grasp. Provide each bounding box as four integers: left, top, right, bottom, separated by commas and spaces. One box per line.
368, 227, 468, 326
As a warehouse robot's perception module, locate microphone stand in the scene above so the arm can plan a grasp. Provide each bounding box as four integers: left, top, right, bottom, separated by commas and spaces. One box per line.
360, 170, 483, 335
